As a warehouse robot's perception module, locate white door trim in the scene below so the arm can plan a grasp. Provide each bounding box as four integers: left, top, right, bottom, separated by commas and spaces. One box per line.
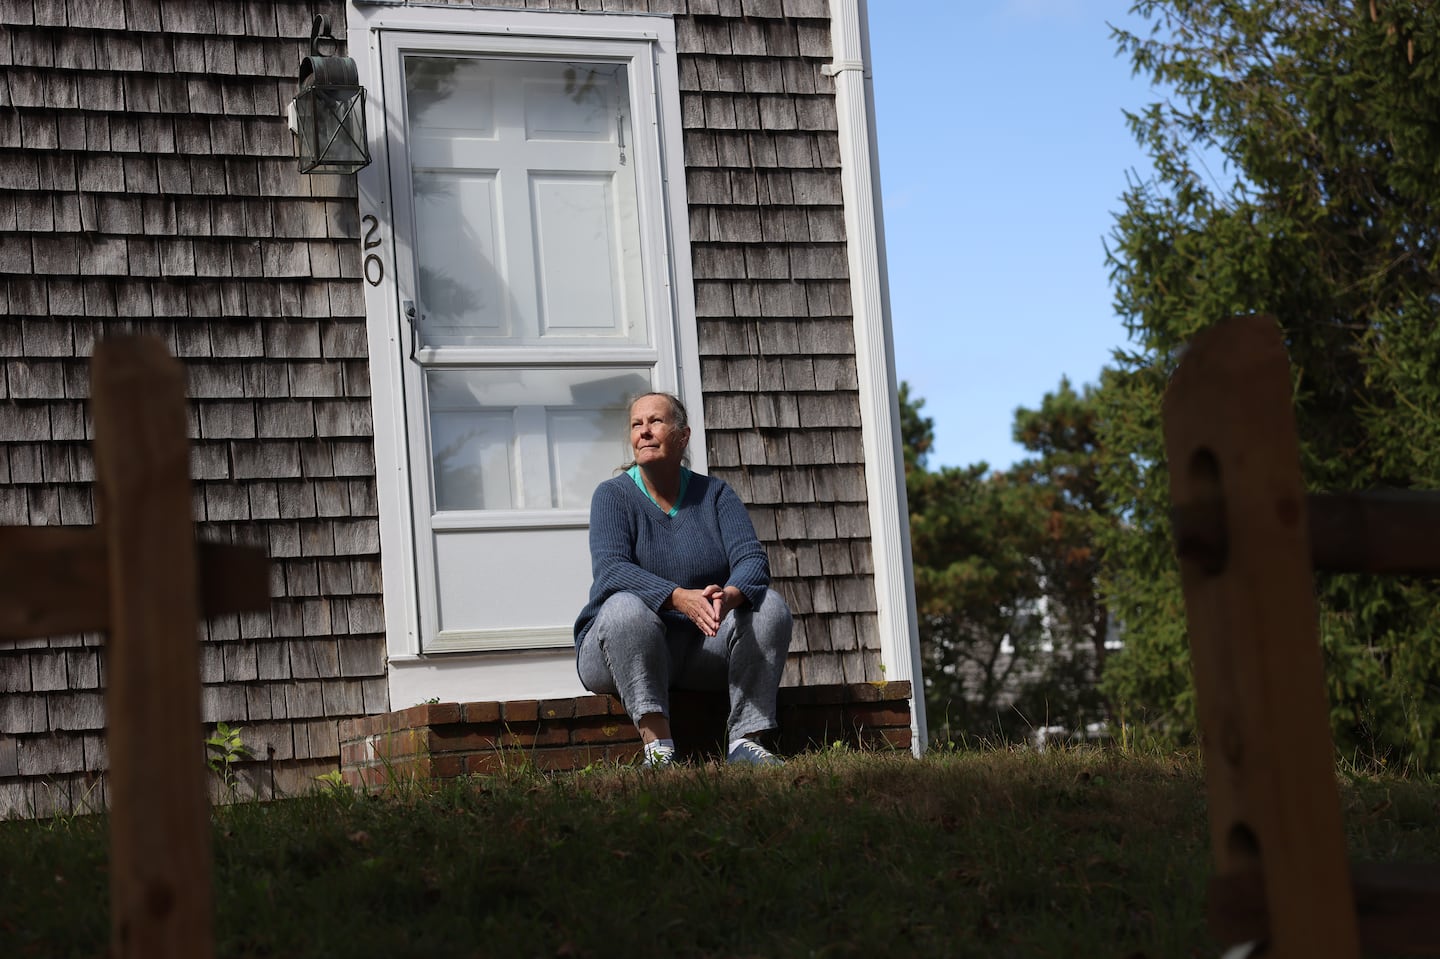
348, 6, 700, 705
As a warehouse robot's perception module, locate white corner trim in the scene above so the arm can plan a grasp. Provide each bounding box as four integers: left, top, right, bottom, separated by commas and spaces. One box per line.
829, 0, 927, 754
654, 24, 708, 473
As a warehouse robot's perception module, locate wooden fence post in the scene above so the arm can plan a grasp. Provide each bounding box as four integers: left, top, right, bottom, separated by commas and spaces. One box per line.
1164, 315, 1359, 958
91, 337, 214, 959
0, 334, 268, 954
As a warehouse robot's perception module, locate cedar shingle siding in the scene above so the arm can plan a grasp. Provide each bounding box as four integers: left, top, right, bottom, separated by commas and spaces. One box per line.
0, 0, 379, 818
0, 0, 882, 818
674, 1, 881, 689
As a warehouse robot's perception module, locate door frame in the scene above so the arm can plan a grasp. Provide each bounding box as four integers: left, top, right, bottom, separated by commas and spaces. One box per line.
349, 6, 703, 679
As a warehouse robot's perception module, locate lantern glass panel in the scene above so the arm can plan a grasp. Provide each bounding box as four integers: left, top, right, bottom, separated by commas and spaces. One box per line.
295, 84, 370, 174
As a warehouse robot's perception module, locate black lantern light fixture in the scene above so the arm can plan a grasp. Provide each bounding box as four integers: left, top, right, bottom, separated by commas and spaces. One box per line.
289, 15, 371, 175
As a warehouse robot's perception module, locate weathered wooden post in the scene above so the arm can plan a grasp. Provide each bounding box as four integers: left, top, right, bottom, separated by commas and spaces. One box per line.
91, 336, 213, 959
1164, 314, 1360, 959
1166, 315, 1440, 956
0, 334, 269, 958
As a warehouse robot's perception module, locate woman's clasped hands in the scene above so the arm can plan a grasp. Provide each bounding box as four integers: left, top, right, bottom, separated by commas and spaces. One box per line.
668, 584, 745, 637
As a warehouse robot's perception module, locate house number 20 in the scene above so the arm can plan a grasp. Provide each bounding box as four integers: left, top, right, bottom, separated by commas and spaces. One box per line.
362, 214, 384, 286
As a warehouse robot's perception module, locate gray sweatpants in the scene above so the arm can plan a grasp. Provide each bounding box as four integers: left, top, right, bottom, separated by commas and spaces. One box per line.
576, 588, 792, 740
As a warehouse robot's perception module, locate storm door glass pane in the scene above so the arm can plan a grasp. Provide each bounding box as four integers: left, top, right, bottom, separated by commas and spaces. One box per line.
426, 368, 650, 511
405, 56, 647, 348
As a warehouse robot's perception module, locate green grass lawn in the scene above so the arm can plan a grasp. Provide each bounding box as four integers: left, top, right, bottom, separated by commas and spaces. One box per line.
3, 746, 1438, 958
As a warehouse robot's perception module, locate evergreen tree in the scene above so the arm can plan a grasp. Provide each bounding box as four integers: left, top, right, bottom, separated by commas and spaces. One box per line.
1010, 378, 1114, 732
1101, 0, 1440, 765
901, 383, 1110, 743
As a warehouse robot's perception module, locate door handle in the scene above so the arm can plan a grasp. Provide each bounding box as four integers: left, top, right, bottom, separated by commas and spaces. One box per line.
402, 299, 419, 361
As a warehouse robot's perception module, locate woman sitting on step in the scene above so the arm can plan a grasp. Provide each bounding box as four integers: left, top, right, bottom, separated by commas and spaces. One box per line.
572, 391, 792, 768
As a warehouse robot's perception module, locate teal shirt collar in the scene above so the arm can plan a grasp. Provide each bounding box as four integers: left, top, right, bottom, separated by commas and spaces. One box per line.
627, 465, 690, 517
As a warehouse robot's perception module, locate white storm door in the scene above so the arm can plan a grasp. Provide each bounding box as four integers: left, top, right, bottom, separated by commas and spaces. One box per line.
382, 34, 678, 653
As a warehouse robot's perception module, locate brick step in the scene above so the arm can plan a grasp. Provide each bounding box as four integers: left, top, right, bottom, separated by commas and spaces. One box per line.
339, 681, 912, 788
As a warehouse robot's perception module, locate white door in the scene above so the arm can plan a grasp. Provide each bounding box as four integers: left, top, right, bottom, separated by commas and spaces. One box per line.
382, 34, 679, 653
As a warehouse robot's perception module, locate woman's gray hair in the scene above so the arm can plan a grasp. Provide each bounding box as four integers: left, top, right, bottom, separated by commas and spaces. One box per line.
619, 391, 691, 471
633, 391, 688, 430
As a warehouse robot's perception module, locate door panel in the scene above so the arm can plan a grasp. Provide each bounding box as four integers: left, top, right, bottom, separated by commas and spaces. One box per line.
548, 409, 626, 509
523, 72, 613, 141
531, 174, 624, 334
432, 526, 594, 643
405, 56, 497, 136
413, 171, 507, 338
428, 407, 515, 511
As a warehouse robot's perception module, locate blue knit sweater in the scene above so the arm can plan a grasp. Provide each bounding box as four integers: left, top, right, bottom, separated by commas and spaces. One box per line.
573, 471, 770, 648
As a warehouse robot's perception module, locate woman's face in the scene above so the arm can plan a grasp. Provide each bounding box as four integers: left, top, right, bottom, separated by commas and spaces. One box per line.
629, 395, 689, 470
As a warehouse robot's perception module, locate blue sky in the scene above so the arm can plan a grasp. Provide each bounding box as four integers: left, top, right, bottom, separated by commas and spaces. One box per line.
868, 0, 1156, 470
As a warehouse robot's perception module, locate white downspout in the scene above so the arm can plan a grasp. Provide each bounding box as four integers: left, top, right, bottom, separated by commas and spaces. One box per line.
827, 0, 927, 754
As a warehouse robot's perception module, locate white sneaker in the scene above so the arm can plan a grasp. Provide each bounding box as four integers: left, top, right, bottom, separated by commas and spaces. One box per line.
643, 742, 676, 769
727, 738, 783, 767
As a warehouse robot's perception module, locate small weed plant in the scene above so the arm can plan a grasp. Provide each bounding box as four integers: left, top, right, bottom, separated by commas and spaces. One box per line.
205, 722, 253, 795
